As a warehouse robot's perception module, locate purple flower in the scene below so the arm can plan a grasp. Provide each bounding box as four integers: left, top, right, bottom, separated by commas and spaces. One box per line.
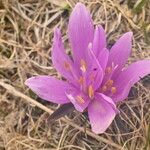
25, 3, 150, 134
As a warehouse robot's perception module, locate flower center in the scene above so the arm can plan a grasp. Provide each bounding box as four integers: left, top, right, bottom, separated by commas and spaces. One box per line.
89, 73, 95, 81
105, 79, 113, 87
78, 76, 85, 85
101, 79, 117, 94
105, 67, 112, 74
101, 85, 107, 92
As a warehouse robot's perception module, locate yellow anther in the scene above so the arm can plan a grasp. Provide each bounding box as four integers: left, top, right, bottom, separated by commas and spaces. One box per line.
88, 85, 94, 98
78, 76, 85, 85
111, 87, 117, 94
80, 59, 87, 72
102, 85, 107, 92
105, 67, 112, 74
76, 95, 85, 104
105, 80, 114, 87
64, 61, 71, 70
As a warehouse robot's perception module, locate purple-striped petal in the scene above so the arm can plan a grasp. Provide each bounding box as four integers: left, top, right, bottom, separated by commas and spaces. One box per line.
68, 3, 94, 64
113, 60, 150, 102
52, 28, 74, 80
88, 93, 117, 134
93, 25, 106, 57
25, 76, 72, 104
107, 32, 133, 78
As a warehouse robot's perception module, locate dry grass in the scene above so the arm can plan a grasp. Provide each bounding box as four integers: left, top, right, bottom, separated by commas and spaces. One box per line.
0, 0, 150, 149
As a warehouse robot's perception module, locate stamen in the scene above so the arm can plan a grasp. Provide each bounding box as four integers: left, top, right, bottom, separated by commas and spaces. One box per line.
63, 61, 71, 70
88, 85, 94, 98
102, 85, 107, 92
111, 87, 117, 94
76, 95, 85, 104
105, 67, 112, 74
78, 76, 85, 85
80, 59, 87, 72
105, 80, 114, 87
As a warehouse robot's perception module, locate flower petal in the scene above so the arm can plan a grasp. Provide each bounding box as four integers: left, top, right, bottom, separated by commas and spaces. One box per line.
97, 48, 109, 71
98, 93, 119, 113
25, 76, 72, 104
93, 25, 106, 57
113, 60, 150, 102
66, 89, 90, 112
107, 32, 133, 78
86, 47, 104, 90
68, 3, 94, 64
52, 28, 75, 80
88, 93, 117, 134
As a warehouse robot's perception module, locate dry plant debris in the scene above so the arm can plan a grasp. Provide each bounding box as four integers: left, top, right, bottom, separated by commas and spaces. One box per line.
0, 0, 150, 150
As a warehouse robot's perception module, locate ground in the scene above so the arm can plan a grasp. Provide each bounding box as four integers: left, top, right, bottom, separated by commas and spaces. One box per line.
0, 0, 150, 150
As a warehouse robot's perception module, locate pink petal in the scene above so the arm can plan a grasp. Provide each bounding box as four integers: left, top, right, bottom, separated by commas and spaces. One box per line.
93, 25, 106, 57
107, 32, 133, 78
113, 60, 150, 102
68, 3, 94, 64
98, 48, 109, 71
86, 47, 104, 90
66, 89, 90, 112
99, 93, 116, 107
99, 93, 119, 113
25, 76, 72, 104
52, 28, 74, 80
88, 93, 117, 134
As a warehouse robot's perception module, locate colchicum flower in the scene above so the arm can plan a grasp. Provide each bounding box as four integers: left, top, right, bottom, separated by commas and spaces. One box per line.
25, 3, 150, 134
